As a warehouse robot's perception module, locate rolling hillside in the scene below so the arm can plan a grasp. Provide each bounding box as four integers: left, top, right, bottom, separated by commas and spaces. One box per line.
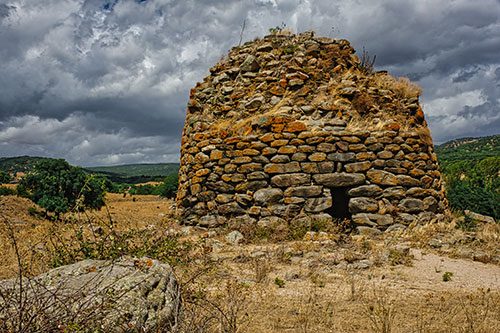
436, 134, 499, 219
0, 156, 52, 174
86, 163, 179, 183
436, 135, 499, 162
0, 156, 179, 184
86, 163, 179, 178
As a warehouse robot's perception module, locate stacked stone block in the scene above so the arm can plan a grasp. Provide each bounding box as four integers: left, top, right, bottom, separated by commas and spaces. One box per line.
177, 31, 449, 233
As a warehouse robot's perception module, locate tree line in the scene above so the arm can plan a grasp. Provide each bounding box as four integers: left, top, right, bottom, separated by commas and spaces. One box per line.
0, 159, 178, 218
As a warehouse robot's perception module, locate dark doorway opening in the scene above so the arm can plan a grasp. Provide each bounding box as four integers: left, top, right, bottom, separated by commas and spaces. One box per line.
329, 187, 351, 219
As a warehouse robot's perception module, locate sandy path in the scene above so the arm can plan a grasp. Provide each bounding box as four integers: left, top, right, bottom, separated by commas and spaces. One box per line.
396, 249, 500, 291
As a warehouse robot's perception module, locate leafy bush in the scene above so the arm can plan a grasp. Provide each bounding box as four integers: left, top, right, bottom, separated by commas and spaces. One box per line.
129, 183, 157, 195
446, 176, 499, 220
158, 173, 178, 198
0, 186, 15, 196
17, 159, 106, 217
437, 137, 499, 220
456, 215, 477, 232
0, 171, 11, 184
49, 216, 194, 268
125, 173, 178, 198
274, 277, 285, 288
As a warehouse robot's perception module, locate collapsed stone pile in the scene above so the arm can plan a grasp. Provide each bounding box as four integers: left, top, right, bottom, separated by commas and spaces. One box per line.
177, 31, 449, 234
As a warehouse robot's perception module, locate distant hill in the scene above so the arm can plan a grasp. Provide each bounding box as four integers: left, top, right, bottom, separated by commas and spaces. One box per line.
0, 156, 179, 184
436, 135, 499, 162
436, 134, 499, 220
86, 163, 179, 183
86, 163, 179, 178
0, 156, 53, 174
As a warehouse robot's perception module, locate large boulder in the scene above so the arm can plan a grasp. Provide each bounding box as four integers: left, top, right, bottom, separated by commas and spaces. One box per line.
0, 257, 181, 332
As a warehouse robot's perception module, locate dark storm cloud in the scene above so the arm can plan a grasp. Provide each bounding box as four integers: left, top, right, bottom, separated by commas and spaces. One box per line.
0, 4, 13, 19
0, 0, 499, 165
452, 66, 481, 83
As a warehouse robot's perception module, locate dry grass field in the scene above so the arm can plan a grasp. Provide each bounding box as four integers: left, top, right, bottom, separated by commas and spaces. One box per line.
1, 193, 499, 332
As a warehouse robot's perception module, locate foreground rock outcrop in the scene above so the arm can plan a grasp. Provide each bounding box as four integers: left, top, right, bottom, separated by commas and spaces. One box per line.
0, 257, 180, 332
177, 31, 449, 233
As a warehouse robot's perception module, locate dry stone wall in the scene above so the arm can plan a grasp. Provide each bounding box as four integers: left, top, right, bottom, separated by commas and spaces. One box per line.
177, 31, 449, 233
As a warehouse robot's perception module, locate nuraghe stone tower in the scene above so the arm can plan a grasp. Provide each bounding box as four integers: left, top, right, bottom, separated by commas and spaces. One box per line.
177, 31, 449, 233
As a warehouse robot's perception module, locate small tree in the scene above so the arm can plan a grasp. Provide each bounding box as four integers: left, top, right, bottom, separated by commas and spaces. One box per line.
158, 173, 178, 198
0, 170, 11, 184
17, 159, 106, 218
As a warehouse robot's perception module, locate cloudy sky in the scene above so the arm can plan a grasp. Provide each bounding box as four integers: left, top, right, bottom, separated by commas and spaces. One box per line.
0, 0, 499, 166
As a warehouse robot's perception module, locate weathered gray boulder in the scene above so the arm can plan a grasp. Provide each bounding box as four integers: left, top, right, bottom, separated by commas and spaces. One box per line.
226, 230, 244, 245
0, 257, 181, 332
284, 185, 323, 198
271, 173, 311, 187
464, 210, 496, 224
344, 161, 371, 173
327, 152, 356, 162
240, 54, 260, 72
367, 170, 398, 186
199, 214, 227, 227
381, 186, 406, 199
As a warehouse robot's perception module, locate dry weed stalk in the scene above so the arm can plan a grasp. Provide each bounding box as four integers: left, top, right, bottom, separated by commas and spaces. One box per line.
253, 258, 271, 284
0, 215, 182, 332
458, 289, 495, 333
362, 287, 396, 333
178, 278, 249, 333
359, 47, 376, 74
290, 286, 337, 333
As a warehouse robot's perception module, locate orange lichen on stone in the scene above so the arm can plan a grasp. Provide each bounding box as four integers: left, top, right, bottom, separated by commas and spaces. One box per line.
285, 121, 307, 133
176, 31, 448, 232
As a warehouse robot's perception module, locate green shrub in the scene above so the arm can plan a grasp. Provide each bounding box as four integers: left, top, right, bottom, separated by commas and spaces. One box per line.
17, 159, 106, 218
129, 184, 157, 195
0, 170, 11, 184
442, 271, 453, 282
158, 173, 178, 198
437, 136, 499, 220
49, 217, 194, 268
274, 277, 285, 288
0, 186, 15, 196
447, 180, 499, 220
456, 215, 477, 232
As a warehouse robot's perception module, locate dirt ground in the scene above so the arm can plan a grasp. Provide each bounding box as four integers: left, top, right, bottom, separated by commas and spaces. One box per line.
1, 193, 499, 332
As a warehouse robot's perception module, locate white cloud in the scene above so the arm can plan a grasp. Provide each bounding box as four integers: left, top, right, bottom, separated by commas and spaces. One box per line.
424, 90, 486, 117
0, 0, 499, 164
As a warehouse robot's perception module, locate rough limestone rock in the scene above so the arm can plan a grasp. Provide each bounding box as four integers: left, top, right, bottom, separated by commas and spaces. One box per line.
464, 210, 496, 224
177, 31, 449, 232
0, 257, 181, 332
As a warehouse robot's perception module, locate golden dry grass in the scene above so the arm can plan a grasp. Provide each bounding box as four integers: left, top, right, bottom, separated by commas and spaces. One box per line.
0, 193, 173, 279
1, 194, 500, 332
212, 91, 292, 135
373, 75, 422, 99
